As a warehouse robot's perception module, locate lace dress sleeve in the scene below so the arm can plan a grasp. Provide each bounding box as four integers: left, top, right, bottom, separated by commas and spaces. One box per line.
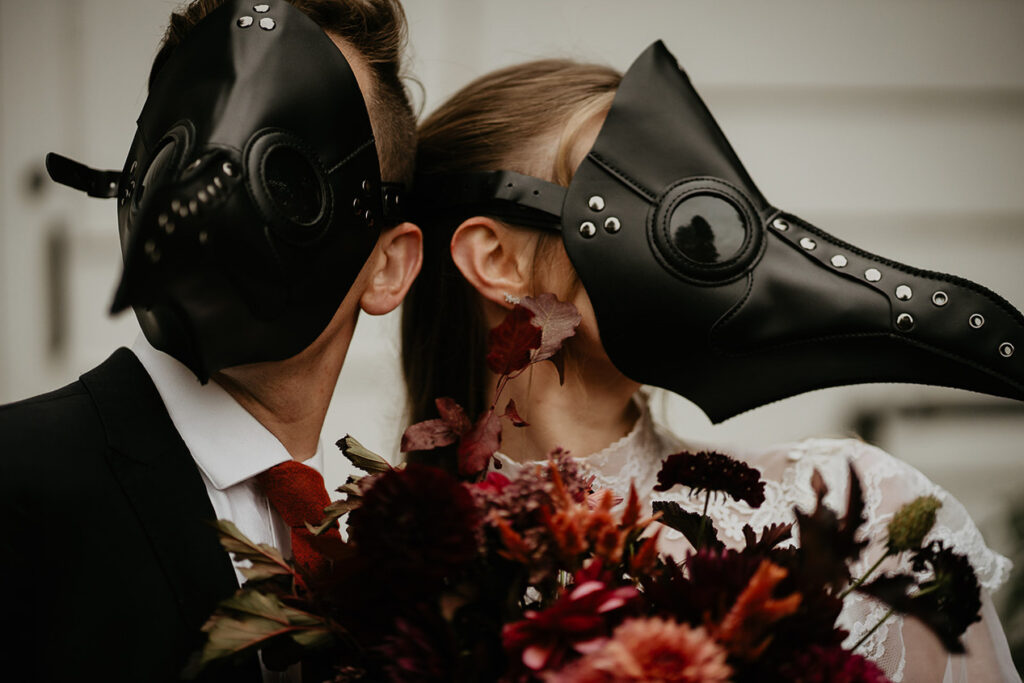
791, 439, 1017, 682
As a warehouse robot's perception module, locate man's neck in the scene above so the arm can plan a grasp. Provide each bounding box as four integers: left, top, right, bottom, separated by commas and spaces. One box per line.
213, 319, 355, 462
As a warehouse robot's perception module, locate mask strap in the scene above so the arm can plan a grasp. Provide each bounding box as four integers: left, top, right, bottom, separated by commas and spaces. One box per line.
413, 170, 565, 232
45, 153, 120, 199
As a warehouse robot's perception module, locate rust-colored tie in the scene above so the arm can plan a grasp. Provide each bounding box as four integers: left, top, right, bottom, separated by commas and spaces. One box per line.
255, 460, 341, 580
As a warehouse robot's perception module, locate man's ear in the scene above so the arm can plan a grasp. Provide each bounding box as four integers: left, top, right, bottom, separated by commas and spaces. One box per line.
360, 221, 423, 315
450, 216, 531, 309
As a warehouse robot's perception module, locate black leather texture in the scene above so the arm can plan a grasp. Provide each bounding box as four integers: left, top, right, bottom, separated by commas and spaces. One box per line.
47, 0, 386, 381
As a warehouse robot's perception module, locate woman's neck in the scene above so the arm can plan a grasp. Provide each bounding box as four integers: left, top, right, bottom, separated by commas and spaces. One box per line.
488, 357, 641, 463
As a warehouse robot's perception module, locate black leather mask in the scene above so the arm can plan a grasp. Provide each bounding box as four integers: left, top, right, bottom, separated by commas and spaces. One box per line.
415, 41, 1024, 422
46, 0, 401, 381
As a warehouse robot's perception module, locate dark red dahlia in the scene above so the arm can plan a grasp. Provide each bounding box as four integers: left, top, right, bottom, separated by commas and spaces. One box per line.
348, 464, 480, 589
779, 645, 891, 683
654, 450, 766, 507
502, 579, 640, 672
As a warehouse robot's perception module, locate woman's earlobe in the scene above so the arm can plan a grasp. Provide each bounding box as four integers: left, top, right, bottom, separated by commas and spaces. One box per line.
360, 221, 423, 316
450, 216, 528, 308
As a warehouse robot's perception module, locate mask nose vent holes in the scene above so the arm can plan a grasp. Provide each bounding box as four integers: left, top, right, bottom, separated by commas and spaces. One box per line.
650, 178, 762, 283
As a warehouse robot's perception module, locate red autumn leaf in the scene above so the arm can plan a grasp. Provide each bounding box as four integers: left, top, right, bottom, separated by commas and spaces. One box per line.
486, 306, 542, 376
399, 397, 472, 452
436, 397, 472, 434
400, 418, 458, 452
520, 293, 582, 364
502, 398, 529, 427
457, 409, 502, 478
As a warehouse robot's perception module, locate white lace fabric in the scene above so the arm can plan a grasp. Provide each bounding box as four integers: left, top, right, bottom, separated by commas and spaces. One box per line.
490, 396, 1019, 682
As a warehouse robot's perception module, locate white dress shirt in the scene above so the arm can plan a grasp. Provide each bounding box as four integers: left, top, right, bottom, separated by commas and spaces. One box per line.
133, 336, 326, 682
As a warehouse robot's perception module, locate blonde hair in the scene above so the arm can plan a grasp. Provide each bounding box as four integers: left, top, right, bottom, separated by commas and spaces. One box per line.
402, 59, 621, 470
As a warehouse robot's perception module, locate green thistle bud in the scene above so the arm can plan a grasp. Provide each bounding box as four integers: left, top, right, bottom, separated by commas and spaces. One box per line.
887, 495, 942, 554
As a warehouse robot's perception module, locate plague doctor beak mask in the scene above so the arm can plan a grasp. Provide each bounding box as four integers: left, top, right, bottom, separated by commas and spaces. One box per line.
415, 41, 1024, 422
45, 0, 403, 382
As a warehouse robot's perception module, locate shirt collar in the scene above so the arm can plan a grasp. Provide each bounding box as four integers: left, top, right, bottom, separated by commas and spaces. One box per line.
132, 335, 322, 489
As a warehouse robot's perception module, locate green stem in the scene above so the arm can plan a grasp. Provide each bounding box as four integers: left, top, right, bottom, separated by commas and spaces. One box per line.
852, 607, 895, 651
841, 552, 890, 599
696, 490, 711, 550
851, 583, 941, 652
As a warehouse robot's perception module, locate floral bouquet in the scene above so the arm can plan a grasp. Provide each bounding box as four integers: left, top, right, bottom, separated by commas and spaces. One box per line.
190, 296, 983, 682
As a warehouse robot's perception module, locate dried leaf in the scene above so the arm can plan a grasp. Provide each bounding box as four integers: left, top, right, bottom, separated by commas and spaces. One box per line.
436, 397, 472, 434
741, 522, 793, 553
486, 305, 542, 376
336, 434, 392, 473
191, 590, 331, 674
651, 500, 724, 551
305, 497, 362, 536
520, 293, 582, 363
401, 418, 459, 452
502, 398, 529, 427
793, 465, 868, 592
457, 409, 502, 478
213, 520, 295, 580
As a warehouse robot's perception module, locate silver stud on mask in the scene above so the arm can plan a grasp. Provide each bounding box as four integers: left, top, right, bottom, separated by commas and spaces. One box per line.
799, 237, 816, 251
237, 16, 254, 28
830, 254, 848, 268
604, 217, 621, 234
865, 268, 882, 283
896, 313, 915, 331
895, 285, 913, 301
588, 196, 605, 212
579, 221, 597, 238
970, 314, 986, 329
259, 18, 276, 30
254, 3, 271, 11
772, 218, 789, 231
1000, 342, 1015, 358
932, 291, 949, 307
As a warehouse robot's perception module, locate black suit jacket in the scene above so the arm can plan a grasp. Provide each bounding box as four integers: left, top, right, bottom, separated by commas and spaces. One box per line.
0, 348, 258, 682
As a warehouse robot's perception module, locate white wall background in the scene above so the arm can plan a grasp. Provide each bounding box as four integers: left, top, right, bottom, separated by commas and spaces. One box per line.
2, 0, 1023, 619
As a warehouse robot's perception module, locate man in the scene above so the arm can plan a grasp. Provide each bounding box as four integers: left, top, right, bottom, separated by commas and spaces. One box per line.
0, 1, 420, 680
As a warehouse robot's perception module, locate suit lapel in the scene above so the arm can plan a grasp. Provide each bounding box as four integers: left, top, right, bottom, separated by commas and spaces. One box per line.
80, 348, 239, 629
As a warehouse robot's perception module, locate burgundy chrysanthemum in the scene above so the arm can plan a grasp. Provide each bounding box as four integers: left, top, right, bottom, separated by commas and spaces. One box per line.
654, 450, 766, 507
348, 464, 480, 588
780, 645, 891, 683
503, 579, 640, 672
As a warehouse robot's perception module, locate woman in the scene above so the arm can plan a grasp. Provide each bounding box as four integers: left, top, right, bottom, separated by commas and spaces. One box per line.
402, 58, 1018, 680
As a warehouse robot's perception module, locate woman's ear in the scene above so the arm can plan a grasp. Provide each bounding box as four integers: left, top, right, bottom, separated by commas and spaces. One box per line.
450, 216, 530, 308
360, 221, 423, 316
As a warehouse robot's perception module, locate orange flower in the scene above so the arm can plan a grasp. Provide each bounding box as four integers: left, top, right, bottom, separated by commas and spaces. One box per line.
711, 559, 802, 659
545, 617, 732, 682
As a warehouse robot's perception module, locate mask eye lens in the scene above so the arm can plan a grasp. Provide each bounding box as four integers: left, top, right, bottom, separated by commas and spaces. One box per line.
263, 146, 324, 226
137, 139, 177, 206
667, 194, 747, 265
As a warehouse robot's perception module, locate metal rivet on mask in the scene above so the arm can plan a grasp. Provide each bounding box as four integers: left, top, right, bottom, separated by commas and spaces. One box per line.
604, 217, 621, 234
865, 268, 882, 282
197, 191, 209, 204
170, 199, 182, 213
352, 197, 363, 214
144, 240, 160, 263
206, 184, 217, 197
364, 210, 375, 226
932, 291, 949, 307
237, 16, 254, 28
222, 162, 236, 177
799, 237, 816, 251
177, 205, 190, 218
164, 221, 175, 236
895, 285, 913, 301
579, 221, 597, 238
157, 214, 169, 228
1000, 342, 1015, 358
588, 196, 605, 212
969, 313, 985, 329
254, 3, 270, 11
361, 179, 371, 193
187, 158, 202, 171
129, 160, 138, 175
213, 176, 224, 189
109, 180, 118, 193
772, 218, 789, 231
896, 313, 915, 331
259, 17, 276, 30
188, 199, 199, 214
198, 231, 209, 245
830, 254, 848, 268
